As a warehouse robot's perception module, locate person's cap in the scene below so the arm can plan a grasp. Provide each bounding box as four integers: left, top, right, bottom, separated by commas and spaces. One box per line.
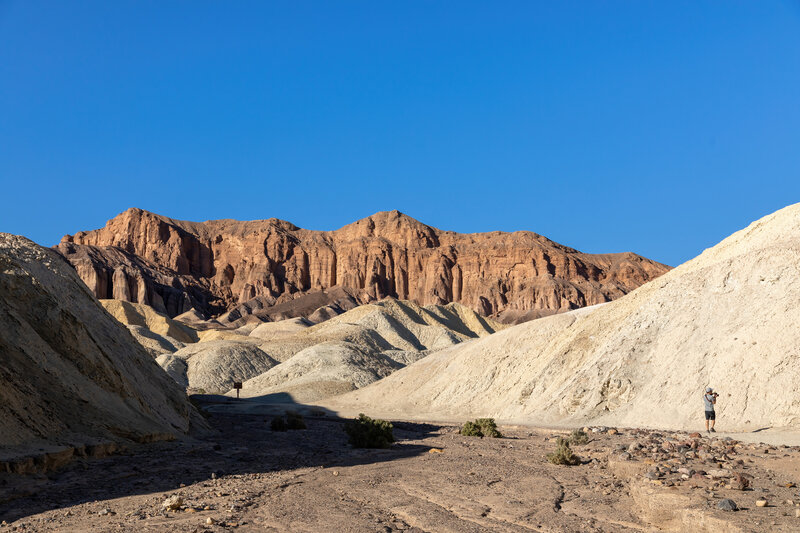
706, 387, 713, 393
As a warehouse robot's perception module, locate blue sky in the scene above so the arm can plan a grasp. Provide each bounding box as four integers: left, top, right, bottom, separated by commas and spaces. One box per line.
1, 2, 799, 266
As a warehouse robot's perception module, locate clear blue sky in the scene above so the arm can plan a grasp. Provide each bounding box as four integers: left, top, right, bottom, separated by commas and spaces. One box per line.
2, 2, 799, 266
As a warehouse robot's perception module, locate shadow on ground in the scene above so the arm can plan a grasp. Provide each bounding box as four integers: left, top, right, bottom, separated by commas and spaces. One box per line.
0, 394, 439, 523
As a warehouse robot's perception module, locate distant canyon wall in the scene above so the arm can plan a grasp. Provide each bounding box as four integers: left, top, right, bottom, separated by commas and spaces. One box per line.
55, 208, 670, 322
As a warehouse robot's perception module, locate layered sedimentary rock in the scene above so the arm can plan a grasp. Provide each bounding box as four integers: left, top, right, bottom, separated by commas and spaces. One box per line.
0, 234, 204, 464
56, 208, 670, 322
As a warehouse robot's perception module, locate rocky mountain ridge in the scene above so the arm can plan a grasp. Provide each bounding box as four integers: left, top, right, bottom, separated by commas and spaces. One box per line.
56, 208, 670, 322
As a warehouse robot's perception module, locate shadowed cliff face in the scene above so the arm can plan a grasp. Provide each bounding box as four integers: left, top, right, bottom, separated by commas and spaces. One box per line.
55, 208, 670, 322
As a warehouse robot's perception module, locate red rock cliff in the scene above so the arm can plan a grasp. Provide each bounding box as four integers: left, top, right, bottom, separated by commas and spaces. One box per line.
55, 208, 670, 322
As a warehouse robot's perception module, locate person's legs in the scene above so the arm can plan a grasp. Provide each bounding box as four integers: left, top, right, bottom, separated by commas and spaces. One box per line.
705, 418, 709, 431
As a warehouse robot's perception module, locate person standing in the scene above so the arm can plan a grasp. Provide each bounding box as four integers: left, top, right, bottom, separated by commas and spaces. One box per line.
704, 387, 718, 433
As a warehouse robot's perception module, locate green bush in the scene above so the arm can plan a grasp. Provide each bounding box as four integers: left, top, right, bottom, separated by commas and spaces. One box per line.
460, 421, 482, 437
568, 429, 589, 445
344, 414, 394, 448
459, 418, 502, 438
270, 416, 288, 432
286, 411, 307, 430
547, 437, 581, 466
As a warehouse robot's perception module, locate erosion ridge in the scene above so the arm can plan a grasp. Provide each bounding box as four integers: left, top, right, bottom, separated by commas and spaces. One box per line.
55, 208, 670, 322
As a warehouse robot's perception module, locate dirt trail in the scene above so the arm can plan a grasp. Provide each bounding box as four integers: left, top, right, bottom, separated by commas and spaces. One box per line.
2, 399, 800, 532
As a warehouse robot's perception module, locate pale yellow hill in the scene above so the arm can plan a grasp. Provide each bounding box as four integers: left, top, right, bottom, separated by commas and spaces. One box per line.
100, 299, 199, 344
203, 299, 507, 401
325, 204, 800, 433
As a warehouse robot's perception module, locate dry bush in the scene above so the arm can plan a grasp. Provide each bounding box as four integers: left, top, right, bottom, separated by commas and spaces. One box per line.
286, 411, 307, 430
460, 418, 502, 438
568, 429, 589, 445
344, 414, 394, 448
270, 416, 288, 432
547, 437, 581, 466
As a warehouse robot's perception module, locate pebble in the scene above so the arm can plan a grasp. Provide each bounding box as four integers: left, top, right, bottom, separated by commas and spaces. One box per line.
756, 499, 768, 507
206, 518, 216, 525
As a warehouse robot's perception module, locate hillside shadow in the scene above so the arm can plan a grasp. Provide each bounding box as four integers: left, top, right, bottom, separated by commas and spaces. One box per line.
0, 394, 441, 524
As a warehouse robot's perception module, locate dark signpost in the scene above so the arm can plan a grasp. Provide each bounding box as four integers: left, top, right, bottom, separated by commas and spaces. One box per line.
233, 381, 242, 399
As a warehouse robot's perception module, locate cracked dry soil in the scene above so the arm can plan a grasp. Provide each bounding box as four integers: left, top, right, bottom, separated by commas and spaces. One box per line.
1, 405, 799, 532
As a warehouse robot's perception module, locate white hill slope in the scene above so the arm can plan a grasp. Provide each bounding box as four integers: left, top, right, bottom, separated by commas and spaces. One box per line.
326, 205, 800, 432
0, 234, 203, 465
231, 299, 505, 401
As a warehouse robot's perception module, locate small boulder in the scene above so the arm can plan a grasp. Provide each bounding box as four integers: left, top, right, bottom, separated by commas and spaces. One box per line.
731, 472, 751, 491
756, 499, 768, 507
162, 495, 184, 511
717, 499, 738, 512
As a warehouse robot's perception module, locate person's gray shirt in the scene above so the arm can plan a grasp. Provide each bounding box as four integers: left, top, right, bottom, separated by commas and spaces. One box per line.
703, 393, 715, 411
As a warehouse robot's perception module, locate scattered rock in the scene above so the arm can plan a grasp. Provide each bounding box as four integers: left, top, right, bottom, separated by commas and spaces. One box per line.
731, 472, 751, 491
718, 499, 738, 511
756, 499, 768, 507
162, 495, 184, 511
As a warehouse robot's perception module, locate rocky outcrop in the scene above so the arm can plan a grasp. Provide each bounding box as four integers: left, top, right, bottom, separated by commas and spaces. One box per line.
0, 233, 205, 464
56, 208, 670, 322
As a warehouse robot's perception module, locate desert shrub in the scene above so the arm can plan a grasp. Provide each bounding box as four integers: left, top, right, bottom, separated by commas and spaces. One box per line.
344, 414, 394, 448
459, 418, 502, 438
568, 429, 589, 445
547, 437, 581, 466
286, 411, 307, 430
270, 416, 288, 432
460, 421, 482, 437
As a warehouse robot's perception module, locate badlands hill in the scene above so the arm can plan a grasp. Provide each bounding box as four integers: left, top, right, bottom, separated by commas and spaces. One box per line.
99, 299, 198, 356
143, 298, 504, 400
232, 299, 505, 402
55, 208, 670, 323
326, 204, 800, 432
0, 234, 203, 466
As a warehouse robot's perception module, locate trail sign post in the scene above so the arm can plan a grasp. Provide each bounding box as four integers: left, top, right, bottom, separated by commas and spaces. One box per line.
233, 381, 242, 399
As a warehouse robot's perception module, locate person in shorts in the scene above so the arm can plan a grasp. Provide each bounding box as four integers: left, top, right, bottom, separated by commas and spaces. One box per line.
704, 387, 718, 433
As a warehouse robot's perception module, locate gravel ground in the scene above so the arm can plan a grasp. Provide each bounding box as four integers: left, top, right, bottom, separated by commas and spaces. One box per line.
1, 401, 800, 532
